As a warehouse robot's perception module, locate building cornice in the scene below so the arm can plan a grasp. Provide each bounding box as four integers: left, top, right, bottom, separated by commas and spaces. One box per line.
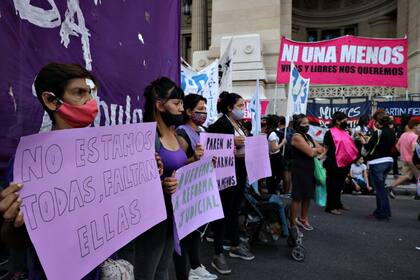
293, 0, 397, 28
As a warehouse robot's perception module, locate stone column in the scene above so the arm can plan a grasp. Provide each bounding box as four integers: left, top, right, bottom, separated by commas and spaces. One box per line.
397, 0, 408, 37
368, 16, 396, 38
191, 0, 208, 53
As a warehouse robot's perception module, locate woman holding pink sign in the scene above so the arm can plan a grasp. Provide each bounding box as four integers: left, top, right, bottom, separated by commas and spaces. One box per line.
130, 77, 190, 280
0, 63, 101, 280
174, 94, 217, 280
207, 91, 254, 275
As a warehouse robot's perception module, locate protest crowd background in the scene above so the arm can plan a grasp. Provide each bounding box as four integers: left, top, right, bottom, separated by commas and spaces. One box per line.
0, 1, 419, 280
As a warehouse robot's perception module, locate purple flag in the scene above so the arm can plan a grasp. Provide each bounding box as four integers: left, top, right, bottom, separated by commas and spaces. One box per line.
13, 122, 167, 280
0, 0, 180, 177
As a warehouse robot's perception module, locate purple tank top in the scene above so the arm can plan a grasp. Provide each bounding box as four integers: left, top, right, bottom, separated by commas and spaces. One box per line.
159, 144, 188, 178
159, 144, 187, 219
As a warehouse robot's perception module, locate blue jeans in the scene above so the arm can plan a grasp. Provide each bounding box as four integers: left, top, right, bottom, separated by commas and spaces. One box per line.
369, 162, 392, 219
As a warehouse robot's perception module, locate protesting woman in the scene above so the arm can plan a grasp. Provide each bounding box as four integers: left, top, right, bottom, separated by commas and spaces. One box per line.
208, 91, 254, 275
353, 114, 370, 152
266, 115, 287, 194
323, 112, 358, 215
360, 110, 396, 220
174, 94, 217, 280
290, 114, 324, 231
389, 119, 419, 197
0, 63, 102, 279
133, 77, 189, 280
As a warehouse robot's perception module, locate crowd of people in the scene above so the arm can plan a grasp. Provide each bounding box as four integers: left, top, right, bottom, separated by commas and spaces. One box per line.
0, 63, 419, 280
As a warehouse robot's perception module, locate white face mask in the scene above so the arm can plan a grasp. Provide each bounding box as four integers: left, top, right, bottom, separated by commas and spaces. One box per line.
231, 108, 244, 120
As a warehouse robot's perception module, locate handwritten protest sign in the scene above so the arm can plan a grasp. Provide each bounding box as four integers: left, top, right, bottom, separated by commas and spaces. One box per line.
14, 123, 166, 280
200, 133, 236, 190
172, 157, 224, 241
245, 136, 272, 184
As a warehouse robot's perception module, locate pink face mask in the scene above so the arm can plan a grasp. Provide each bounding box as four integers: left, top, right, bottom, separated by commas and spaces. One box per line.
55, 97, 98, 128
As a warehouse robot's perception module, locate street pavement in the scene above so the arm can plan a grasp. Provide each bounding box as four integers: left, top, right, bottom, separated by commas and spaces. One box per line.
175, 194, 420, 280
1, 194, 419, 280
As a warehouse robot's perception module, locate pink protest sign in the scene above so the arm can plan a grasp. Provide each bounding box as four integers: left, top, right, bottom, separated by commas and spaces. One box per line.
276, 35, 408, 88
200, 133, 236, 190
245, 136, 272, 184
13, 123, 166, 280
172, 157, 224, 240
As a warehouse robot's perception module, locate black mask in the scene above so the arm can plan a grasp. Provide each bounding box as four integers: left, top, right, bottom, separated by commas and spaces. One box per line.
160, 111, 183, 128
297, 125, 310, 134
339, 122, 348, 129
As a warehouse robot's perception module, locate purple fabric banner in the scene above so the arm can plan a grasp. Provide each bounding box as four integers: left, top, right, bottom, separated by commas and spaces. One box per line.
245, 136, 272, 184
199, 133, 236, 190
0, 0, 180, 178
13, 122, 167, 280
172, 157, 224, 241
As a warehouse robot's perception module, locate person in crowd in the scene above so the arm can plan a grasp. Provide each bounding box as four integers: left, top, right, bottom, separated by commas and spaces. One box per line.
353, 115, 370, 152
388, 116, 400, 178
413, 125, 420, 171
0, 63, 102, 280
282, 118, 294, 195
360, 110, 395, 221
207, 91, 254, 275
413, 125, 420, 200
396, 114, 412, 138
173, 94, 217, 280
388, 119, 419, 198
242, 120, 253, 136
129, 77, 189, 280
290, 114, 324, 231
261, 116, 268, 135
349, 156, 372, 195
353, 115, 370, 137
266, 115, 287, 194
323, 112, 358, 215
392, 114, 412, 175
277, 116, 292, 194
176, 94, 206, 163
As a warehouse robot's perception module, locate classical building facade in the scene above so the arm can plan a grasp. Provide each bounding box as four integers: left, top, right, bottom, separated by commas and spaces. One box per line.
181, 0, 420, 113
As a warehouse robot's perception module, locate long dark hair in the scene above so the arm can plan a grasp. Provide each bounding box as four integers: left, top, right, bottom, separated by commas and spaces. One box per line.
330, 111, 347, 128
143, 77, 184, 122
292, 114, 313, 144
373, 110, 391, 128
266, 114, 280, 134
292, 114, 307, 131
217, 91, 243, 114
358, 115, 369, 128
182, 94, 207, 123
